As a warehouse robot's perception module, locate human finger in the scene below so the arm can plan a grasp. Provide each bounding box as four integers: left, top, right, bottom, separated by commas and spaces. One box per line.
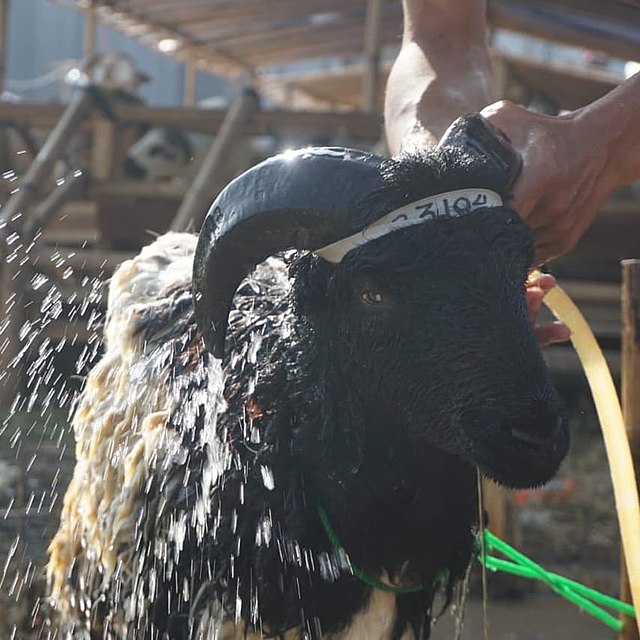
534, 321, 571, 347
525, 273, 556, 324
526, 286, 545, 325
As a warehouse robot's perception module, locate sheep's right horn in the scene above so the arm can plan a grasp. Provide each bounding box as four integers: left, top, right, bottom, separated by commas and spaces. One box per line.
436, 113, 522, 190
193, 147, 398, 358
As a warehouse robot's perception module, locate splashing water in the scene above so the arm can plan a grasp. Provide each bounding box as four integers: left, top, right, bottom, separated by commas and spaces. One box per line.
0, 218, 111, 637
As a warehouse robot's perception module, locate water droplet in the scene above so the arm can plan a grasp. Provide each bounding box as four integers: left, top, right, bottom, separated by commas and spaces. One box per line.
260, 465, 275, 491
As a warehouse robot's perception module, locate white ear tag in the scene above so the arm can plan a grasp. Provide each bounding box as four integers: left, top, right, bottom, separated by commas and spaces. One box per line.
315, 188, 502, 263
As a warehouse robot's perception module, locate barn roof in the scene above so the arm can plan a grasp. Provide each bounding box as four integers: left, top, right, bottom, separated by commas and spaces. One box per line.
53, 1, 640, 72
49, 1, 639, 110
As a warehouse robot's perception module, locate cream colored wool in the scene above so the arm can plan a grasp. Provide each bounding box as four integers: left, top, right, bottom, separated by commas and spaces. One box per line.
47, 233, 225, 631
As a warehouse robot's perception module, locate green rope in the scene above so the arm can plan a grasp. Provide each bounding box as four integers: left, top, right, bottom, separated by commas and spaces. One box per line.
317, 505, 426, 594
317, 503, 635, 631
480, 529, 635, 632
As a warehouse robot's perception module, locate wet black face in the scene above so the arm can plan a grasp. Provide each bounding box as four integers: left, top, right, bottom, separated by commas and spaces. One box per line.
299, 207, 569, 489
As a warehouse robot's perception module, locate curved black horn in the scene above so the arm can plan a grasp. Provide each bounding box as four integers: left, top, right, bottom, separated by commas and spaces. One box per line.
436, 113, 522, 189
193, 147, 398, 357
193, 114, 522, 359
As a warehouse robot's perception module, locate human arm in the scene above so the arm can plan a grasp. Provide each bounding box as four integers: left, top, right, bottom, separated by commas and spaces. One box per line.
385, 0, 492, 152
482, 72, 640, 261
385, 0, 640, 265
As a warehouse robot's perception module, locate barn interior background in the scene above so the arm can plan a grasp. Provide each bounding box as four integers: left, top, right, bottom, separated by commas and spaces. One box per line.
0, 0, 638, 638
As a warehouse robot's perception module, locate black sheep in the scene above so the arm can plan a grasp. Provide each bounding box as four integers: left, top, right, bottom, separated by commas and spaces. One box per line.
47, 116, 569, 639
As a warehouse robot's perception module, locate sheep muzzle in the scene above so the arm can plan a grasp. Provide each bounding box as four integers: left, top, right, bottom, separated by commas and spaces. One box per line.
456, 392, 570, 489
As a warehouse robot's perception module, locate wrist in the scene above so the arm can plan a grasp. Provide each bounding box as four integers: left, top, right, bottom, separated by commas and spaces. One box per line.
402, 0, 487, 43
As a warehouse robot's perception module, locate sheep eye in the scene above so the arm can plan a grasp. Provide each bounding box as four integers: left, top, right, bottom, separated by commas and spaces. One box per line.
361, 290, 387, 306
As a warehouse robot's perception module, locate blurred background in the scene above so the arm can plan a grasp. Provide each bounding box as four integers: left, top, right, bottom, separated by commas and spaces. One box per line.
0, 1, 639, 638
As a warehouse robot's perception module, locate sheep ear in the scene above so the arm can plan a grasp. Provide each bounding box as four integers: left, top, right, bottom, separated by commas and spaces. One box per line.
192, 147, 395, 358
436, 114, 522, 191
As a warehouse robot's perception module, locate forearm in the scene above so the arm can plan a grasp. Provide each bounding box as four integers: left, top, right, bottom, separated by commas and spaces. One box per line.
384, 0, 492, 154
576, 71, 640, 191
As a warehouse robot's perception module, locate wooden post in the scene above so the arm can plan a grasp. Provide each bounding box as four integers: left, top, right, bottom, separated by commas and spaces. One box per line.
170, 88, 259, 232
90, 117, 117, 180
184, 48, 198, 107
490, 54, 510, 101
482, 52, 512, 544
84, 0, 96, 61
482, 478, 508, 540
620, 259, 640, 640
0, 89, 94, 225
0, 0, 9, 94
0, 1, 10, 172
0, 242, 27, 406
362, 0, 384, 112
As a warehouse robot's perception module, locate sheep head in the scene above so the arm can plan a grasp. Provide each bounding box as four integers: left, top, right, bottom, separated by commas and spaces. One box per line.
193, 114, 569, 490
293, 208, 568, 490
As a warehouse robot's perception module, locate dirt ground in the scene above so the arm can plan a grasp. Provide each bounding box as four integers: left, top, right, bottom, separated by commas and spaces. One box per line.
0, 381, 625, 639
431, 596, 617, 639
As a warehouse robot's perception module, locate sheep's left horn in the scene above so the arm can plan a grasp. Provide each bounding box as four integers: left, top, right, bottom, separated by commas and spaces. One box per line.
193, 147, 398, 358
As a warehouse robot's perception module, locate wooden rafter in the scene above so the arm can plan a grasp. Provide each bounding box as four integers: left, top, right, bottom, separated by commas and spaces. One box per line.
47, 0, 640, 108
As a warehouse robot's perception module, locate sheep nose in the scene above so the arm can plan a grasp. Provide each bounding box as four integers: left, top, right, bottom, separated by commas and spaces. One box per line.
510, 414, 567, 449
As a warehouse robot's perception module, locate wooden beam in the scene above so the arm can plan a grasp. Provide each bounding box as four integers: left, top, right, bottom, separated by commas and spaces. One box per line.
171, 0, 348, 28
89, 179, 185, 201
115, 103, 381, 139
0, 102, 66, 129
88, 0, 255, 76
204, 15, 366, 51
0, 101, 383, 141
90, 117, 117, 180
233, 22, 398, 60
84, 0, 97, 61
620, 259, 640, 640
171, 88, 259, 232
238, 28, 400, 67
362, 0, 384, 112
184, 48, 198, 107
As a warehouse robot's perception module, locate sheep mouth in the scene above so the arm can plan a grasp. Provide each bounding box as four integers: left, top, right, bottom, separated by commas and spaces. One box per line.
461, 418, 570, 490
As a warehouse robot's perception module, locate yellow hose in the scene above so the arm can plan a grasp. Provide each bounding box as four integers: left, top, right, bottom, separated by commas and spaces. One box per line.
543, 282, 640, 634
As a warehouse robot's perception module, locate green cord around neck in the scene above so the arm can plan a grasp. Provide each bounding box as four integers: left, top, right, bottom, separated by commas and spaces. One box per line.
317, 505, 635, 632
317, 505, 427, 594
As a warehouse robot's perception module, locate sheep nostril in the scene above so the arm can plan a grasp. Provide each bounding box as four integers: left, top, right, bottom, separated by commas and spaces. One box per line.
510, 415, 565, 448
510, 426, 550, 447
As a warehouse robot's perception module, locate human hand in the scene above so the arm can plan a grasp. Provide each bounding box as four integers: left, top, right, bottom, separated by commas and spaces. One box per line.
481, 101, 616, 265
526, 272, 570, 347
